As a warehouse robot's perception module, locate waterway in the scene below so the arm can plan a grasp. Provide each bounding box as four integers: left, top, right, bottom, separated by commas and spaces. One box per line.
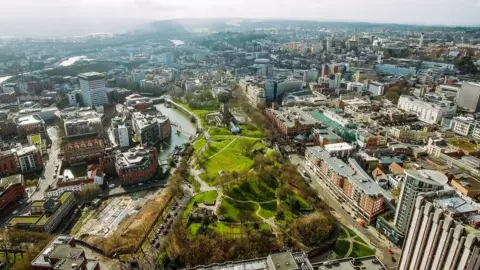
59, 56, 91, 67
0, 75, 12, 84
170, 40, 185, 46
155, 103, 196, 160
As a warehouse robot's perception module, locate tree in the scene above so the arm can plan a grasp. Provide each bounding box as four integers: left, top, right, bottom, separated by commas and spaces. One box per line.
78, 184, 101, 201
291, 212, 335, 246
456, 56, 479, 74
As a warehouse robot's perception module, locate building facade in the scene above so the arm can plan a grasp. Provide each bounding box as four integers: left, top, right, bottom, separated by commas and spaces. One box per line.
61, 133, 104, 164
113, 146, 158, 185
131, 112, 171, 144
397, 95, 456, 124
306, 147, 388, 223
457, 82, 480, 112
393, 169, 447, 234
399, 191, 480, 270
31, 235, 100, 270
15, 145, 43, 173
0, 174, 25, 210
79, 72, 107, 107
265, 107, 316, 139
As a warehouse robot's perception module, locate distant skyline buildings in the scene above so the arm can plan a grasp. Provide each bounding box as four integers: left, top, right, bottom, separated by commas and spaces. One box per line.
2, 0, 480, 36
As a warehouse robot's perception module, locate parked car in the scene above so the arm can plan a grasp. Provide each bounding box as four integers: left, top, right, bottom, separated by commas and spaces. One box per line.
150, 239, 155, 244
109, 184, 115, 189
155, 242, 160, 248
162, 228, 168, 235
166, 213, 171, 218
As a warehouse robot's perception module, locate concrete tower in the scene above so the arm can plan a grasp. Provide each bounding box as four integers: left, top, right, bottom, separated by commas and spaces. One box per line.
419, 33, 424, 48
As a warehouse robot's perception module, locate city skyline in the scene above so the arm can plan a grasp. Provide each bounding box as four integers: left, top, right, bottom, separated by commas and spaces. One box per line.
1, 0, 480, 36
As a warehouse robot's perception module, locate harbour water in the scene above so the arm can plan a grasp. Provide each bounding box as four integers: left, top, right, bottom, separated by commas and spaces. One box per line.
155, 103, 196, 160
59, 56, 90, 66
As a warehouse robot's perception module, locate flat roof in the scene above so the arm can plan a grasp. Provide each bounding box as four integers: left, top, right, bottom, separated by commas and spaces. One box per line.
452, 177, 480, 191
35, 214, 50, 226
324, 142, 353, 152
59, 191, 72, 204
0, 174, 22, 188
405, 169, 448, 186
435, 196, 478, 214
78, 72, 104, 80
8, 216, 41, 225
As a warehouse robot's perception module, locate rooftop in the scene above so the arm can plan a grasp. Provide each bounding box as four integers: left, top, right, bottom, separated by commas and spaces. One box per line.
8, 216, 41, 225
59, 191, 73, 204
324, 142, 354, 152
62, 132, 98, 142
405, 169, 448, 186
267, 107, 317, 128
78, 72, 104, 81
0, 174, 23, 189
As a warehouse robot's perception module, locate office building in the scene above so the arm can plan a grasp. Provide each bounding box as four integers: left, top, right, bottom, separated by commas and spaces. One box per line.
111, 117, 130, 148
61, 133, 104, 164
306, 147, 389, 223
397, 95, 456, 124
7, 191, 76, 233
15, 145, 43, 173
393, 169, 447, 233
354, 69, 377, 82
188, 252, 385, 270
31, 235, 100, 270
0, 149, 20, 177
265, 106, 317, 139
368, 81, 385, 96
15, 114, 46, 138
399, 190, 480, 270
131, 112, 171, 144
0, 174, 25, 210
457, 82, 480, 112
101, 146, 158, 185
79, 72, 107, 107
450, 116, 478, 137
64, 117, 103, 137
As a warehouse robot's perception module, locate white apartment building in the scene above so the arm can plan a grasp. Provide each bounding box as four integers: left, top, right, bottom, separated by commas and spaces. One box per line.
79, 72, 107, 107
117, 124, 130, 148
451, 116, 476, 137
67, 93, 77, 106
399, 190, 480, 270
368, 81, 385, 96
397, 95, 456, 124
394, 169, 447, 234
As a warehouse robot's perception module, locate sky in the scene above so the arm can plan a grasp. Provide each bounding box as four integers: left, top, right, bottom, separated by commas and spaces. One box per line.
1, 0, 480, 36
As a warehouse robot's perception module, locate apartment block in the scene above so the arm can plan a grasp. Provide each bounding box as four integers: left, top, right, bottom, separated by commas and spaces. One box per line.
7, 191, 76, 233
397, 95, 456, 124
0, 174, 25, 210
61, 133, 104, 164
399, 190, 480, 270
306, 146, 389, 223
265, 106, 317, 139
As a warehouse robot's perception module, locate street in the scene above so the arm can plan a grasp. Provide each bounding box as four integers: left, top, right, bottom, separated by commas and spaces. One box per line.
289, 154, 400, 269
30, 126, 61, 201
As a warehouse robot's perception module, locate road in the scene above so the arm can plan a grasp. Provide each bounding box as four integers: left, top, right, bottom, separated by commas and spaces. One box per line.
289, 154, 400, 269
30, 126, 61, 201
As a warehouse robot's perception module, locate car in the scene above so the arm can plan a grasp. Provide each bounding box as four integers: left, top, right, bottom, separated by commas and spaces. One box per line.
162, 228, 168, 235
138, 183, 144, 186
159, 224, 164, 229
171, 206, 176, 210
166, 223, 171, 229
174, 212, 178, 216
174, 201, 178, 206
109, 184, 115, 189
167, 219, 173, 225
155, 242, 160, 248
166, 214, 171, 218
150, 239, 156, 244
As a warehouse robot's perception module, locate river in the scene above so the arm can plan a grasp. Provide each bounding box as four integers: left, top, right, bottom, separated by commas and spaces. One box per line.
155, 103, 196, 160
59, 56, 91, 67
0, 75, 12, 84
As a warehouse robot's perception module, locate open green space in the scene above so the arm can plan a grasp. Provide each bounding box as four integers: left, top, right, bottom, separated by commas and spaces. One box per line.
183, 191, 219, 218
333, 240, 350, 257
228, 180, 277, 202
217, 198, 260, 223
197, 137, 264, 185
354, 236, 368, 245
239, 124, 263, 138
186, 175, 201, 193
350, 243, 376, 258
188, 221, 271, 237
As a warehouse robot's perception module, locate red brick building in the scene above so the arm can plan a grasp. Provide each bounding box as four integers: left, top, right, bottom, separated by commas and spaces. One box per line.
0, 150, 19, 177
264, 107, 316, 139
109, 146, 158, 185
15, 115, 46, 138
62, 132, 105, 164
0, 174, 25, 210
0, 120, 18, 138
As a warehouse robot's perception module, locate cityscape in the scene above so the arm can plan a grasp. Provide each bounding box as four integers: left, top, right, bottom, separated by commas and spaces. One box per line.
1, 8, 480, 270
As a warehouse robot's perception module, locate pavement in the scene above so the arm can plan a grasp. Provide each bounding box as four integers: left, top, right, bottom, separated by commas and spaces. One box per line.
30, 126, 61, 201
289, 154, 400, 269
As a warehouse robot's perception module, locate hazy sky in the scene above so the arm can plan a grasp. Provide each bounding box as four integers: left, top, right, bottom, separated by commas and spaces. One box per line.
1, 0, 480, 36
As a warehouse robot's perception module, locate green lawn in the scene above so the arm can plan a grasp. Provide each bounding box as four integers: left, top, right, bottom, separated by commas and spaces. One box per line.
350, 243, 375, 258
186, 175, 201, 193
209, 127, 231, 136
339, 227, 348, 239
345, 227, 358, 238
228, 180, 276, 202
240, 124, 263, 138
257, 201, 277, 219
199, 137, 264, 185
183, 191, 219, 218
188, 223, 202, 235
334, 240, 350, 258
193, 138, 207, 156
217, 198, 260, 223
354, 236, 368, 245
